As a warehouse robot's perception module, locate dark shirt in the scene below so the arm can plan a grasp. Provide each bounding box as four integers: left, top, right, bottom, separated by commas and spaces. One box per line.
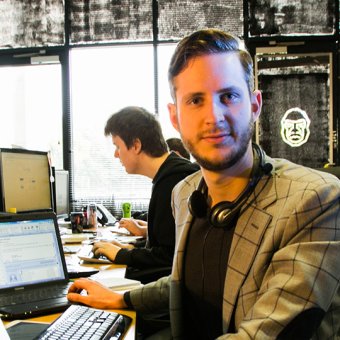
115, 152, 199, 269
183, 213, 236, 339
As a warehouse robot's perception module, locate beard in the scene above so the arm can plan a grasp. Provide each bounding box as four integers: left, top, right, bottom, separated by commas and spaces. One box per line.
183, 121, 254, 171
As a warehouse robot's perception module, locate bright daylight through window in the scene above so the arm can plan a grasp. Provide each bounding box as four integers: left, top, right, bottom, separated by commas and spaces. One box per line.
0, 64, 63, 169
70, 44, 179, 211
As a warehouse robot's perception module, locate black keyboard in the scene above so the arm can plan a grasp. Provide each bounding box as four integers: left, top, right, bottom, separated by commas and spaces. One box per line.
37, 304, 132, 340
0, 284, 70, 306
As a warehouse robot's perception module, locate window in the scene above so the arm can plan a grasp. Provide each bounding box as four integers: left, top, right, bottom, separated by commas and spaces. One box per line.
157, 43, 178, 139
70, 45, 156, 213
0, 63, 63, 169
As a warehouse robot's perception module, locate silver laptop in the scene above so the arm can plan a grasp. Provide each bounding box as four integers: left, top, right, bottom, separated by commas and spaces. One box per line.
0, 212, 71, 320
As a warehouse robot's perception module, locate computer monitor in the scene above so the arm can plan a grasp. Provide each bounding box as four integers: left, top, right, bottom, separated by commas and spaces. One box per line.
52, 169, 70, 218
0, 148, 53, 213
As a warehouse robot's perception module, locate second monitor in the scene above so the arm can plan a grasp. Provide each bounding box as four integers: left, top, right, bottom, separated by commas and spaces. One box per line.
0, 148, 53, 213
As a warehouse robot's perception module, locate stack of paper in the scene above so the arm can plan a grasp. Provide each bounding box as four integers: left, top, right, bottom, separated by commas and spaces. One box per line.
90, 270, 142, 291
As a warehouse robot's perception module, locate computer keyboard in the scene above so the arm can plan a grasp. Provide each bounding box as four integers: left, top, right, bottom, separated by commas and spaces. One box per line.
37, 304, 131, 339
0, 284, 70, 306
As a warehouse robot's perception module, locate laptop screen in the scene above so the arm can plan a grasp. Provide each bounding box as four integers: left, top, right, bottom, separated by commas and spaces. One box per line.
0, 216, 67, 289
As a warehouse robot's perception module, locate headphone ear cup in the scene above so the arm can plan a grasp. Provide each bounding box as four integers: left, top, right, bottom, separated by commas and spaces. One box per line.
188, 190, 208, 218
209, 202, 234, 228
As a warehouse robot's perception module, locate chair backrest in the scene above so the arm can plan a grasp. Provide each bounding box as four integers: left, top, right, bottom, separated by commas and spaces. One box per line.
125, 266, 172, 284
315, 167, 340, 179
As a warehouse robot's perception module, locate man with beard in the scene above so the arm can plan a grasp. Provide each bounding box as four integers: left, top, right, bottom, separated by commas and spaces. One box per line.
68, 29, 340, 339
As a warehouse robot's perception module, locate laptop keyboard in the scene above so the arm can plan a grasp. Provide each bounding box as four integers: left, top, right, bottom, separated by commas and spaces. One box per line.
37, 304, 130, 340
0, 283, 71, 306
78, 244, 109, 261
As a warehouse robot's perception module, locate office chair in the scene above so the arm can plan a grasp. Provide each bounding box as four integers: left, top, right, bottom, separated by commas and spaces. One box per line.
125, 266, 172, 284
315, 166, 340, 179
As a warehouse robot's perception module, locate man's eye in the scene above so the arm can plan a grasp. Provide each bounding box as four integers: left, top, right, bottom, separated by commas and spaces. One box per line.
221, 93, 239, 103
188, 97, 202, 105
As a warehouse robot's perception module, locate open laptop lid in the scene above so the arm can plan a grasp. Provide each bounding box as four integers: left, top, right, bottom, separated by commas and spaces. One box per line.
0, 212, 69, 293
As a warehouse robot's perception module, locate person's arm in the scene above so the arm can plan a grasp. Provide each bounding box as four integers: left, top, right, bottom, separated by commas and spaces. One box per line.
92, 239, 173, 267
106, 177, 179, 268
128, 275, 171, 313
67, 276, 171, 314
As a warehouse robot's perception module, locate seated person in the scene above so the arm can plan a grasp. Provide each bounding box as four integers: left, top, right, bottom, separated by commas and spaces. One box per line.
93, 106, 199, 283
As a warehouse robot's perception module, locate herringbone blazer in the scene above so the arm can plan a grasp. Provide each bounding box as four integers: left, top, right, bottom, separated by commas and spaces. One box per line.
129, 157, 340, 339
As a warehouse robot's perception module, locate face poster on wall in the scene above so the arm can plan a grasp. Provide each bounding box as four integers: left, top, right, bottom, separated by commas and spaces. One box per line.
255, 53, 333, 168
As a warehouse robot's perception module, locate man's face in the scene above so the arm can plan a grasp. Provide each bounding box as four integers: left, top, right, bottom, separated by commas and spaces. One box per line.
112, 135, 138, 174
280, 108, 311, 147
168, 52, 261, 171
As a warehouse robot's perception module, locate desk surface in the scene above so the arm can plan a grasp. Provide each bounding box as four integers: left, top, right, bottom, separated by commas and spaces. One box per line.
3, 231, 136, 340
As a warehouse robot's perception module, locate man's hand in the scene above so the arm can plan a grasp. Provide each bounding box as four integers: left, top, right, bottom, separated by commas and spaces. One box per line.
119, 218, 147, 237
92, 241, 121, 262
67, 278, 127, 309
110, 239, 134, 249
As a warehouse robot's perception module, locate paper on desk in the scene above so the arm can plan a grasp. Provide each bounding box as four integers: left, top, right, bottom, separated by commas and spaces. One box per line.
61, 234, 91, 243
0, 319, 10, 340
90, 270, 142, 291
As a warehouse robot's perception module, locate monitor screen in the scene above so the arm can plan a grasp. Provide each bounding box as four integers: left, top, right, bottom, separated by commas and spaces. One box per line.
0, 148, 53, 213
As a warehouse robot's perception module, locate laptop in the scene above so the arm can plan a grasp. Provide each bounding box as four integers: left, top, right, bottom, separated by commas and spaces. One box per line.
0, 212, 72, 320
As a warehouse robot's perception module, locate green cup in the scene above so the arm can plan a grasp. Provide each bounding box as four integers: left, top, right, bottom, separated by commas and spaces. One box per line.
122, 202, 131, 218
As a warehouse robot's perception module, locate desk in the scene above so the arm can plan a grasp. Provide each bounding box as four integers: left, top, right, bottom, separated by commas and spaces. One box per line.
4, 240, 136, 339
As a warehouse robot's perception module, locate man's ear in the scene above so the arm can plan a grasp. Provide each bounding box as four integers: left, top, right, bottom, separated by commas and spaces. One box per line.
167, 103, 179, 132
132, 138, 142, 154
251, 90, 262, 122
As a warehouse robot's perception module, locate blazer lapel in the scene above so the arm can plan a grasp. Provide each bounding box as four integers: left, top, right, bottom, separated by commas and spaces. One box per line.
222, 176, 276, 330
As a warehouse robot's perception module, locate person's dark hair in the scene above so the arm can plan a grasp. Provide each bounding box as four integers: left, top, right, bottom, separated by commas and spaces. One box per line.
104, 106, 168, 157
168, 28, 254, 97
166, 138, 190, 160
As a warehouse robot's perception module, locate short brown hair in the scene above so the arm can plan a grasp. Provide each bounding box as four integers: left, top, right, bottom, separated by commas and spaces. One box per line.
168, 28, 254, 98
104, 106, 168, 157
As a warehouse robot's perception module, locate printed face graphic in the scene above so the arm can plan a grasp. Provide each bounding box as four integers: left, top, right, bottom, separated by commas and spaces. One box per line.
280, 108, 310, 147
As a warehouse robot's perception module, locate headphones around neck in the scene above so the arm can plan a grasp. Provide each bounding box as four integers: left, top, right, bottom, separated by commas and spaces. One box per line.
188, 144, 272, 228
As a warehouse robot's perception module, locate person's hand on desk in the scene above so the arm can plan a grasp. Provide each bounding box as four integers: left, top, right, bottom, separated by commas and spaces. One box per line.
119, 218, 147, 237
110, 239, 135, 249
67, 278, 127, 309
92, 241, 122, 262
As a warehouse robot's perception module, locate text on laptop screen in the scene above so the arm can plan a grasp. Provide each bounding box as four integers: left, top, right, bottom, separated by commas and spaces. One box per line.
0, 148, 53, 213
0, 218, 66, 289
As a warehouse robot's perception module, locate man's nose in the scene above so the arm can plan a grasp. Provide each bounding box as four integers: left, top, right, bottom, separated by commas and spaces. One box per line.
205, 100, 225, 124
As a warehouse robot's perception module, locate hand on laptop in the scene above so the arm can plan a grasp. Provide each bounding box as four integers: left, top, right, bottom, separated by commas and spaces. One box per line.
67, 278, 127, 309
111, 239, 134, 249
92, 241, 122, 262
119, 218, 147, 237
